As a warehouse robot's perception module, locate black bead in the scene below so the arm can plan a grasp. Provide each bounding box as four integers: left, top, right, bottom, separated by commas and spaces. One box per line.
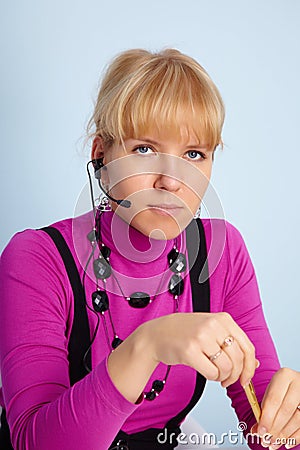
101, 245, 111, 260
116, 440, 128, 450
168, 248, 179, 266
168, 274, 184, 296
169, 252, 187, 273
93, 257, 112, 279
112, 336, 123, 349
128, 292, 151, 308
92, 290, 109, 313
145, 390, 157, 401
152, 380, 165, 393
87, 229, 96, 243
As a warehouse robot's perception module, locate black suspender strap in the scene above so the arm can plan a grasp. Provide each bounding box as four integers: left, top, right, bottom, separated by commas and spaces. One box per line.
187, 218, 210, 314
0, 410, 13, 450
1, 225, 92, 450
40, 226, 91, 385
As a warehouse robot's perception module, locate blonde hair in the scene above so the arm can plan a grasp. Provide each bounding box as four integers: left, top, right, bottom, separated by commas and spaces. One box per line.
86, 48, 225, 152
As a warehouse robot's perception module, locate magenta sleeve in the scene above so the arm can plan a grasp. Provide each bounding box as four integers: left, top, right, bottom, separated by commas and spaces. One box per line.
0, 230, 139, 450
222, 222, 283, 449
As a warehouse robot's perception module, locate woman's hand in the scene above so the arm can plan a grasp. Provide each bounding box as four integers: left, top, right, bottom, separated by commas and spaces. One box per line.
252, 368, 300, 449
142, 311, 257, 388
108, 311, 257, 404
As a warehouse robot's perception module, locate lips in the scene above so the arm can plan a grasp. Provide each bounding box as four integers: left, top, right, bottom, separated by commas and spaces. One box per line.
147, 204, 184, 217
148, 204, 183, 210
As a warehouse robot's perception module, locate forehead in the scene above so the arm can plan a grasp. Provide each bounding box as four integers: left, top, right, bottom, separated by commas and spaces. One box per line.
126, 131, 206, 149
124, 110, 210, 148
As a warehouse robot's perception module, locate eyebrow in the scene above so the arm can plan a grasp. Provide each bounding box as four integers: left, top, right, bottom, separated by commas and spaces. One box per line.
130, 137, 210, 150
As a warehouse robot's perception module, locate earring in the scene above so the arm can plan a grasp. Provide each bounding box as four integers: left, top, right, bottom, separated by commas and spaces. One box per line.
193, 204, 201, 219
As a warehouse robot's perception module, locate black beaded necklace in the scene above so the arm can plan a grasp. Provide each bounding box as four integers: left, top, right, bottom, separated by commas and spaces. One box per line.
88, 209, 187, 400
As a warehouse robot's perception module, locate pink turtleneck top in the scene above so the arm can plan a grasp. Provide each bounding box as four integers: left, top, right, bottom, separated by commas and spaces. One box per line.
0, 211, 282, 449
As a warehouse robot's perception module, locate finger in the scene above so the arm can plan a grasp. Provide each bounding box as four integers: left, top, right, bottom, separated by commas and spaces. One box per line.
248, 423, 272, 448
268, 381, 300, 440
195, 316, 230, 380
207, 349, 233, 383
258, 373, 290, 436
190, 351, 220, 381
220, 340, 244, 388
232, 331, 256, 387
285, 426, 300, 449
201, 341, 231, 382
277, 412, 300, 449
218, 313, 256, 386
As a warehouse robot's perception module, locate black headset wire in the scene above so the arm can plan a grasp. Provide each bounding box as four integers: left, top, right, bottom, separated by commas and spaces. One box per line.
83, 160, 128, 372
83, 158, 117, 372
86, 160, 97, 220
82, 160, 105, 372
82, 241, 100, 373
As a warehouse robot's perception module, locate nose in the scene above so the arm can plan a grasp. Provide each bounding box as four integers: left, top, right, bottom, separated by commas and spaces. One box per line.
152, 154, 184, 192
153, 173, 182, 192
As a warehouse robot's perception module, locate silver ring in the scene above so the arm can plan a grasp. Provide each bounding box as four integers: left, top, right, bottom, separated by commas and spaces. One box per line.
297, 405, 300, 411
222, 336, 234, 348
209, 349, 222, 362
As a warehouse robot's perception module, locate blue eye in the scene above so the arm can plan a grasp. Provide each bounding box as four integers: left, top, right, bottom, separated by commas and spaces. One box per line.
132, 146, 206, 161
133, 146, 154, 155
186, 150, 206, 161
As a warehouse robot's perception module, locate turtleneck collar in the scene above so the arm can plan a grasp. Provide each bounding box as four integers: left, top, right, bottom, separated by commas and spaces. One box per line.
99, 211, 183, 264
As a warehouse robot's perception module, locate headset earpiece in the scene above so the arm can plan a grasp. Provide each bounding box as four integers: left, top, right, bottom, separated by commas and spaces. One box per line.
87, 158, 131, 208
92, 158, 104, 171
92, 158, 104, 179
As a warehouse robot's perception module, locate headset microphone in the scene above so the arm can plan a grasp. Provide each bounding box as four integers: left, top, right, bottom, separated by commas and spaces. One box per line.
91, 158, 131, 208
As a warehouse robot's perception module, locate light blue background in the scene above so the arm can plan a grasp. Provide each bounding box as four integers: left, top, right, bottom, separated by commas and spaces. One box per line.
1, 0, 300, 443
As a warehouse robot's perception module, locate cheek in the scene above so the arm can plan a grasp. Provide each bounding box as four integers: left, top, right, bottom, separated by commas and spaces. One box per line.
206, 164, 212, 179
200, 160, 212, 179
181, 191, 201, 216
184, 165, 211, 201
111, 174, 152, 197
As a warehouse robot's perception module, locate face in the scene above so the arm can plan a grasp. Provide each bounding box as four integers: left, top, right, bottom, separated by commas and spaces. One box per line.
92, 129, 213, 240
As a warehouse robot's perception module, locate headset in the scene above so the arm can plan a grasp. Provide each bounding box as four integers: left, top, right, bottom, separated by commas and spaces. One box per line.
91, 158, 131, 208
82, 158, 131, 372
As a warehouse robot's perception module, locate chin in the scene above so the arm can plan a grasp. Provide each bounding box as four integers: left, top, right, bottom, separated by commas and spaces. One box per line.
132, 211, 192, 240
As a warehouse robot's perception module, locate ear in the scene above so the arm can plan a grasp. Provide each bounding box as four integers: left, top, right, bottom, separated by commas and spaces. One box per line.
91, 136, 105, 161
91, 136, 110, 187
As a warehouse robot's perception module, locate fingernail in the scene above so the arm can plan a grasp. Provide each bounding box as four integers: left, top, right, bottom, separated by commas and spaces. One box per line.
243, 379, 251, 388
258, 426, 267, 436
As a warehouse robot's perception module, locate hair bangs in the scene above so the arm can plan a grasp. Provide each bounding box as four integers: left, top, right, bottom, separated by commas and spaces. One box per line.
118, 61, 223, 150
87, 49, 225, 152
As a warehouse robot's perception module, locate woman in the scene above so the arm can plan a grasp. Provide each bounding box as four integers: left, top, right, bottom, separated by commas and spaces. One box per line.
0, 48, 299, 450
